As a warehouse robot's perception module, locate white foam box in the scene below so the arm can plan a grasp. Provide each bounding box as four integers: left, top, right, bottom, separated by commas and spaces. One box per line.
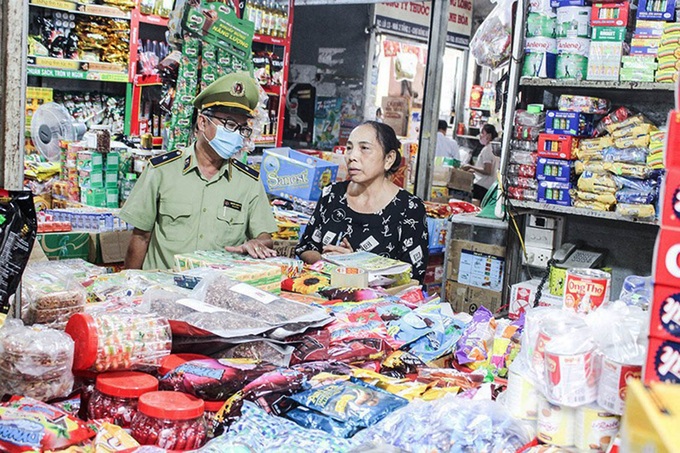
509, 278, 563, 319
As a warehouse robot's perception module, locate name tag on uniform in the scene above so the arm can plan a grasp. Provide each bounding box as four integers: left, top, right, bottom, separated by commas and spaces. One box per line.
223, 199, 243, 211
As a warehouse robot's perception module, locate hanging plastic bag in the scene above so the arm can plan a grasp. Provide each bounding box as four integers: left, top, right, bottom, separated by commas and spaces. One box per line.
0, 190, 37, 315
470, 0, 515, 70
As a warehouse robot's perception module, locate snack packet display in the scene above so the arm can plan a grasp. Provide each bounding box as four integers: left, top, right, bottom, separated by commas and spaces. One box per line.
289, 378, 408, 430
0, 319, 74, 401
0, 190, 37, 315
0, 396, 95, 452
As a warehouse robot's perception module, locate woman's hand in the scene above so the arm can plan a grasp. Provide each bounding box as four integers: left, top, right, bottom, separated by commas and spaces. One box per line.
322, 238, 353, 255
225, 239, 277, 259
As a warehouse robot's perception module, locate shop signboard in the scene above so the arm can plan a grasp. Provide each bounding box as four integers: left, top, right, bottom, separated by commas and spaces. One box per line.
374, 0, 473, 48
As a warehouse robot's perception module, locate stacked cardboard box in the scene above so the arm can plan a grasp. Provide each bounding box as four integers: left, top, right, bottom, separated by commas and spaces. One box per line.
647, 99, 680, 384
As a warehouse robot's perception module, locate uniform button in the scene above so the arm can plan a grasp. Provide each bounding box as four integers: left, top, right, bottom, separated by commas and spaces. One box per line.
199, 234, 204, 239
202, 208, 207, 213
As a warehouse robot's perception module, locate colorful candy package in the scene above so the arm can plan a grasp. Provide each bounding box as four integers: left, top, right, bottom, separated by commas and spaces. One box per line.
289, 378, 408, 430
0, 396, 95, 452
159, 358, 277, 400
455, 306, 497, 366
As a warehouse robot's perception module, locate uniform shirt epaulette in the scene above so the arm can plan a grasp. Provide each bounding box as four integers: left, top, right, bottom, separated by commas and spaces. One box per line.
231, 159, 259, 180
150, 150, 182, 168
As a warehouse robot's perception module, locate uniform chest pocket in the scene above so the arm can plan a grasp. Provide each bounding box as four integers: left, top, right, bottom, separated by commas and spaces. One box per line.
216, 207, 247, 246
157, 201, 193, 242
217, 208, 245, 225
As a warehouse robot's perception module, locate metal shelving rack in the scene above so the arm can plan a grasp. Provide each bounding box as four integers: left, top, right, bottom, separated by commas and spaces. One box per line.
499, 0, 666, 295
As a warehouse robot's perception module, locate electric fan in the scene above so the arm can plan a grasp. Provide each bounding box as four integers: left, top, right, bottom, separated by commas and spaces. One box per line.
30, 102, 86, 162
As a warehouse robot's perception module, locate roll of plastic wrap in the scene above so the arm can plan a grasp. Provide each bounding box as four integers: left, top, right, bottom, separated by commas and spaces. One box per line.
330, 267, 369, 288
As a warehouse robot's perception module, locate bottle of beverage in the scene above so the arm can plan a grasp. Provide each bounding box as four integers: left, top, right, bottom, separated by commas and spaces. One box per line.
246, 0, 256, 23
277, 2, 287, 38
253, 0, 264, 34
262, 0, 273, 36
139, 0, 155, 15
156, 0, 174, 18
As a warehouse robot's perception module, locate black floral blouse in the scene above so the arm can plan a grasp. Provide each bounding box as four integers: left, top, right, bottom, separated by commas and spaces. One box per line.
295, 181, 430, 283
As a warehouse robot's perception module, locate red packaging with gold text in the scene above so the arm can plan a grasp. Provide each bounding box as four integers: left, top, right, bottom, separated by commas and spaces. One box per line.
645, 336, 680, 384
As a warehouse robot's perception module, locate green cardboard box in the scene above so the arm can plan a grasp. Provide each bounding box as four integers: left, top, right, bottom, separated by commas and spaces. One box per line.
37, 231, 90, 260
106, 189, 119, 208
82, 187, 107, 207
105, 170, 118, 189
106, 152, 120, 171
592, 27, 626, 42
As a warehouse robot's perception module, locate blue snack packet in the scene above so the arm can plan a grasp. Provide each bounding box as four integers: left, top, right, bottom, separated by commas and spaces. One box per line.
289, 378, 408, 429
285, 406, 361, 438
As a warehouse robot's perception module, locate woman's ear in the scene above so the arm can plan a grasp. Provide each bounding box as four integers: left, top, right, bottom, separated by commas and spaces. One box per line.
384, 149, 396, 172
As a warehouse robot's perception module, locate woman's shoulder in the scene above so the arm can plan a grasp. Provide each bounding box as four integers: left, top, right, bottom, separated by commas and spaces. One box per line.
320, 180, 349, 198
393, 189, 426, 212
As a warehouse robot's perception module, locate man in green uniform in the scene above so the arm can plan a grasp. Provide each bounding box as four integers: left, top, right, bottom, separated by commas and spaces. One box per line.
120, 72, 278, 270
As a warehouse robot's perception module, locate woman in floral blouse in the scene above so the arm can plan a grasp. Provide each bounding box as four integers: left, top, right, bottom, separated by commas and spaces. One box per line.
295, 121, 429, 283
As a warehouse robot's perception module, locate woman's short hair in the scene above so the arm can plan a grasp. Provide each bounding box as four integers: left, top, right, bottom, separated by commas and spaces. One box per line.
361, 121, 402, 174
482, 123, 498, 140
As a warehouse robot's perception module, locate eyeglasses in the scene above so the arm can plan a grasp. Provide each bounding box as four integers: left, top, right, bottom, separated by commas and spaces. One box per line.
204, 114, 253, 139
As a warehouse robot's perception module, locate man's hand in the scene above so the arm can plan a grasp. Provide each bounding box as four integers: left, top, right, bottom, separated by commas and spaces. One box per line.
225, 239, 277, 259
322, 238, 353, 255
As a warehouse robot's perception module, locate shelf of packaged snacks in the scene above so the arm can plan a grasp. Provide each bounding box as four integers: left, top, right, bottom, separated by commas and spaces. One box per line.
29, 0, 130, 20
510, 199, 659, 226
136, 11, 169, 27
253, 34, 290, 47
519, 77, 675, 91
27, 64, 129, 83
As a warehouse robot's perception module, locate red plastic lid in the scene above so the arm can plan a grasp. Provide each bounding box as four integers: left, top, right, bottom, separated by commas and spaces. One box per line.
203, 399, 226, 413
138, 391, 205, 420
65, 313, 98, 371
158, 353, 210, 376
96, 371, 159, 398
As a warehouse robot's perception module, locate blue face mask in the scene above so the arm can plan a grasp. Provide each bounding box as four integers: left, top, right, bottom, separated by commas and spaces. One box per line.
205, 118, 244, 160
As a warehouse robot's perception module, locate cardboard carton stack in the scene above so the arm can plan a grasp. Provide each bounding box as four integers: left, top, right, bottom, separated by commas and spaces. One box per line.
647, 82, 680, 384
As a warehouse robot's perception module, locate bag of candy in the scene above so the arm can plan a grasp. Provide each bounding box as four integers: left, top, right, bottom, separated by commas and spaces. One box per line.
289, 378, 408, 429
159, 358, 277, 400
0, 396, 94, 452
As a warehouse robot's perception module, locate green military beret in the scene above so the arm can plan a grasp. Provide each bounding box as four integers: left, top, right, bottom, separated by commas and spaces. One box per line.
193, 72, 260, 117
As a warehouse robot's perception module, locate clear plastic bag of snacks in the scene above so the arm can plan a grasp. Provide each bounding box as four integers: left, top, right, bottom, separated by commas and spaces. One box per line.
0, 319, 74, 401
21, 268, 87, 328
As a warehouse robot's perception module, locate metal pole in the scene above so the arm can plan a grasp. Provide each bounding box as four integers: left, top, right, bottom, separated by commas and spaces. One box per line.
454, 49, 469, 136
414, 0, 449, 201
499, 0, 527, 182
1, 0, 29, 319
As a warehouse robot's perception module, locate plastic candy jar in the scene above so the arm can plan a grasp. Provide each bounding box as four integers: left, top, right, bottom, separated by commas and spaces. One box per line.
88, 371, 158, 428
131, 391, 208, 450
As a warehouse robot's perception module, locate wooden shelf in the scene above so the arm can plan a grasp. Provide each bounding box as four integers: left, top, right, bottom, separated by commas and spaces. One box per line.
519, 77, 675, 91
510, 199, 659, 226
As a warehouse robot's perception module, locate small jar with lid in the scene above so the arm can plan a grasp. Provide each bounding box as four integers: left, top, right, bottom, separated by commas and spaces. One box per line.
88, 371, 158, 428
131, 391, 208, 450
